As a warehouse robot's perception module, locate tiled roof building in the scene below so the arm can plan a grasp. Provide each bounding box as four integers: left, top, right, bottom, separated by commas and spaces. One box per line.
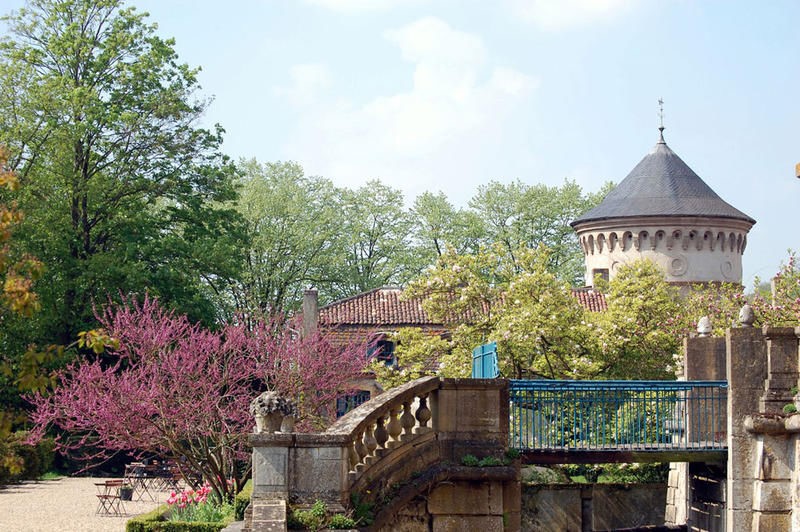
571, 127, 755, 287
319, 287, 436, 328
570, 287, 608, 312
307, 286, 607, 337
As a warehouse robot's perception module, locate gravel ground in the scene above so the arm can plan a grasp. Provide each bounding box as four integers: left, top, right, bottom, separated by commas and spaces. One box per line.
0, 477, 165, 532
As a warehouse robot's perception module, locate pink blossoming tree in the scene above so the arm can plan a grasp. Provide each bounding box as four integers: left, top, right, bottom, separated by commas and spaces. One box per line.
27, 297, 370, 500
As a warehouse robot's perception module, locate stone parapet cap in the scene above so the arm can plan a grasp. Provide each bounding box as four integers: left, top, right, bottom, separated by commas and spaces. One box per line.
439, 378, 509, 391
761, 326, 799, 339
249, 432, 352, 448
293, 433, 351, 447
744, 414, 800, 435
248, 432, 294, 447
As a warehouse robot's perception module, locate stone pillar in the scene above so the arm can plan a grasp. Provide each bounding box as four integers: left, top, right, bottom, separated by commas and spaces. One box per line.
666, 335, 727, 526
290, 434, 350, 510
665, 462, 688, 525
435, 379, 509, 461
759, 327, 798, 414
750, 432, 793, 530
251, 433, 294, 499
746, 327, 800, 530
684, 335, 727, 381
726, 327, 767, 530
301, 288, 318, 338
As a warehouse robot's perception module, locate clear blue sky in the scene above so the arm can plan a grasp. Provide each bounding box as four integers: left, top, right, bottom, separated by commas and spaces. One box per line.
1, 0, 798, 287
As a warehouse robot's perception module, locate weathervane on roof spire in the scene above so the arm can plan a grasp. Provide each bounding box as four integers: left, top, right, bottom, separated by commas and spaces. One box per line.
657, 98, 665, 143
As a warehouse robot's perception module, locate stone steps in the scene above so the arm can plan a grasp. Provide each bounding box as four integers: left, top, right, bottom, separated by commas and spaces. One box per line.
243, 498, 287, 532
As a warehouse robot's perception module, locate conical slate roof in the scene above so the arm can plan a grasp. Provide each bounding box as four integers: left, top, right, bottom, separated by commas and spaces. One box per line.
572, 134, 755, 226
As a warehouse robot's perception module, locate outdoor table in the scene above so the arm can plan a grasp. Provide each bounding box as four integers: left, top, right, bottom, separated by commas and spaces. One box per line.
95, 479, 126, 516
124, 463, 158, 502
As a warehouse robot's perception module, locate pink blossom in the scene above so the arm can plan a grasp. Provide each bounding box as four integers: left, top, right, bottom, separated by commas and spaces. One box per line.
26, 296, 370, 501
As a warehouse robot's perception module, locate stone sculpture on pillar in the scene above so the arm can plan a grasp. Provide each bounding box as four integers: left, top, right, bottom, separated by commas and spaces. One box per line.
249, 391, 299, 434
696, 316, 712, 337
738, 302, 755, 327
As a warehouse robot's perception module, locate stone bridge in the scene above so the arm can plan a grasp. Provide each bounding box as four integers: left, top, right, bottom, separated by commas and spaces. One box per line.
245, 325, 800, 531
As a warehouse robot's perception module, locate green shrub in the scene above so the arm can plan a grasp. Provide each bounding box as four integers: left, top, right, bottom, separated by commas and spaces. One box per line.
125, 504, 234, 532
783, 403, 797, 414
126, 505, 169, 532
461, 454, 479, 466
289, 500, 327, 530
288, 499, 359, 531
600, 463, 668, 484
0, 431, 55, 484
350, 492, 374, 527
461, 454, 507, 467
328, 513, 357, 529
559, 463, 668, 484
234, 479, 253, 520
504, 448, 521, 460
561, 463, 601, 483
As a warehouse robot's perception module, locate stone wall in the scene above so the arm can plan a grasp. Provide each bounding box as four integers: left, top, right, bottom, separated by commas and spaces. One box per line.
521, 483, 667, 531
575, 217, 752, 286
380, 477, 517, 532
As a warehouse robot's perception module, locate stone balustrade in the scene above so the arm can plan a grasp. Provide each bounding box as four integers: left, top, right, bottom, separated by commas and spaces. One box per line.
323, 376, 439, 482
248, 376, 511, 518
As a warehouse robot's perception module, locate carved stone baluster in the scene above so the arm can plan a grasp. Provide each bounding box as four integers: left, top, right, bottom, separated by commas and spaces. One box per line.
354, 430, 368, 468
348, 440, 360, 470
415, 394, 432, 434
364, 422, 378, 457
387, 405, 402, 447
401, 401, 416, 437
374, 415, 389, 449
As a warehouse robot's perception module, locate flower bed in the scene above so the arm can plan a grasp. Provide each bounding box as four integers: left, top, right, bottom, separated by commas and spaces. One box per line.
126, 484, 235, 532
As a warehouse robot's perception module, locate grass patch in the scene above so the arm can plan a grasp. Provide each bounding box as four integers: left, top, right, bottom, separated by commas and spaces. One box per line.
38, 471, 63, 481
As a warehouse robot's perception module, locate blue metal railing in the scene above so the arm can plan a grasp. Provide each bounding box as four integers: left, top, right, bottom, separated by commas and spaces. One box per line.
509, 380, 727, 452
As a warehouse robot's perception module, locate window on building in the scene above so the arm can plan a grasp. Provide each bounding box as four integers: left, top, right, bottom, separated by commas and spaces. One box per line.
368, 338, 397, 367
336, 390, 371, 418
592, 268, 609, 283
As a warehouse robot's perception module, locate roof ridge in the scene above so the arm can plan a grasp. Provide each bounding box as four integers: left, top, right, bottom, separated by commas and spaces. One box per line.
319, 285, 404, 310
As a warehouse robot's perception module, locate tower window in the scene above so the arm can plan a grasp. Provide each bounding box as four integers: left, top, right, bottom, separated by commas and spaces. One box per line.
592, 268, 609, 283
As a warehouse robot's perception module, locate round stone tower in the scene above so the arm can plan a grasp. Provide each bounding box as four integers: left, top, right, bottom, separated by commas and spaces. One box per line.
571, 129, 755, 287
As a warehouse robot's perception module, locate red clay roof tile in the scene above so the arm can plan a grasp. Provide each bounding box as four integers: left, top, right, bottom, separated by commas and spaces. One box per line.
319, 286, 607, 328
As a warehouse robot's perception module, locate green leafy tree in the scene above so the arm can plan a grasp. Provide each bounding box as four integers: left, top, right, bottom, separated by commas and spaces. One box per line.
0, 0, 242, 345
404, 244, 510, 377
0, 145, 51, 480
590, 261, 681, 379
217, 160, 344, 318
467, 179, 613, 284
405, 245, 594, 380
404, 250, 689, 383
493, 250, 594, 378
751, 251, 800, 326
410, 191, 483, 260
329, 180, 415, 298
